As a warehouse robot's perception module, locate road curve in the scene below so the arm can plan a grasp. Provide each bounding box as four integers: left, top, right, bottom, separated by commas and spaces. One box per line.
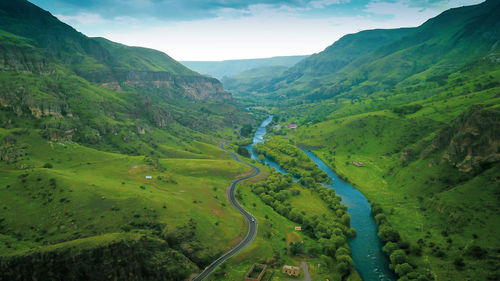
191, 143, 260, 281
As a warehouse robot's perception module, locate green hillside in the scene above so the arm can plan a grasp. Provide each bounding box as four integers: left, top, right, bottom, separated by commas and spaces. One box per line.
0, 1, 257, 280
247, 0, 500, 106
221, 66, 289, 103
232, 1, 500, 280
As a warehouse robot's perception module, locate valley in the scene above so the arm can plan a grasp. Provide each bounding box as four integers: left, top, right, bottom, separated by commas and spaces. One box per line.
1, 0, 499, 281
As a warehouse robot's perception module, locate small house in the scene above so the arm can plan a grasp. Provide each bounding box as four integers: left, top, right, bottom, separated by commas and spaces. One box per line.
352, 161, 365, 167
145, 176, 153, 179
294, 226, 302, 231
287, 124, 297, 129
282, 265, 300, 277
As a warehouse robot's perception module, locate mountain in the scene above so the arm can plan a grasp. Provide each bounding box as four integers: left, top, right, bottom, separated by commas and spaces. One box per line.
259, 0, 500, 103
181, 55, 309, 79
276, 28, 413, 85
251, 1, 500, 280
0, 1, 257, 280
221, 65, 289, 103
223, 28, 413, 104
0, 0, 247, 149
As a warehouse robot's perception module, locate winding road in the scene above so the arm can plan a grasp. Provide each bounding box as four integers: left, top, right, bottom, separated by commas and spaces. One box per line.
191, 143, 260, 281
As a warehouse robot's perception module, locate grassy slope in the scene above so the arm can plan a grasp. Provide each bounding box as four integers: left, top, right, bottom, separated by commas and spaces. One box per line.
289, 83, 499, 280
0, 128, 254, 274
92, 37, 197, 75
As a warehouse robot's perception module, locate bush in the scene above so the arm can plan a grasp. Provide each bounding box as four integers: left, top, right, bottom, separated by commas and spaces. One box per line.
382, 242, 399, 254
240, 124, 253, 137
390, 250, 408, 266
336, 254, 354, 276
465, 245, 487, 259
395, 263, 413, 277
453, 257, 465, 269
374, 213, 387, 225
378, 225, 401, 243
290, 241, 305, 256
237, 146, 250, 157
43, 163, 53, 168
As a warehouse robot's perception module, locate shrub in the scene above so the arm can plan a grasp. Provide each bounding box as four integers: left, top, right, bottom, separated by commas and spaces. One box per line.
336, 255, 354, 276
290, 241, 305, 256
453, 257, 465, 269
378, 225, 401, 243
382, 242, 399, 254
43, 163, 53, 168
465, 245, 487, 259
395, 263, 413, 277
237, 146, 250, 157
390, 250, 408, 266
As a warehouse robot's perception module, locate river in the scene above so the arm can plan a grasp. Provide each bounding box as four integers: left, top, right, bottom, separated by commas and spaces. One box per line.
247, 115, 396, 281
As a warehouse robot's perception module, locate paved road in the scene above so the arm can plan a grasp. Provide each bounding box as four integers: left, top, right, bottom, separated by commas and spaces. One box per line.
290, 261, 311, 281
191, 143, 260, 281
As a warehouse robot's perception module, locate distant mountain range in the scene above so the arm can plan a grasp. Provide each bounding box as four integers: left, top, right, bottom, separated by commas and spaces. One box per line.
181, 55, 309, 79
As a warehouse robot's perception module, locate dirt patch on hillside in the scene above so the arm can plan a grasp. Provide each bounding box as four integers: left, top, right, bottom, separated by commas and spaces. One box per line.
212, 208, 224, 216
235, 171, 253, 178
128, 164, 150, 174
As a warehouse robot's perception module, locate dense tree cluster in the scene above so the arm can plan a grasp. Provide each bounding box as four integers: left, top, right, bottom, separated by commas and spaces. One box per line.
253, 138, 328, 182
372, 203, 434, 281
251, 171, 356, 277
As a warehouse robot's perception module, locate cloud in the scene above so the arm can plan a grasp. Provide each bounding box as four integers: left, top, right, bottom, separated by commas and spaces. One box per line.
309, 0, 349, 9
55, 12, 107, 26
32, 0, 315, 21
30, 0, 486, 60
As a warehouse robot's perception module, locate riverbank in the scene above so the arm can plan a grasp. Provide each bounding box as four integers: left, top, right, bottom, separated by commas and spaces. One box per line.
211, 116, 361, 281
248, 128, 395, 281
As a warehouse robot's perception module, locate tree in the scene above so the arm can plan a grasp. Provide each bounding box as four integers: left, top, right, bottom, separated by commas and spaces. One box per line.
395, 263, 413, 277
382, 242, 399, 254
390, 250, 408, 266
378, 225, 401, 243
466, 245, 487, 259
290, 241, 305, 256
336, 254, 354, 276
341, 213, 350, 227
374, 213, 386, 225
237, 146, 250, 157
240, 124, 253, 137
453, 257, 465, 269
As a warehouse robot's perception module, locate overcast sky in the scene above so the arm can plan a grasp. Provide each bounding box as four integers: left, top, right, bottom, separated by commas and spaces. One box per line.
29, 0, 484, 61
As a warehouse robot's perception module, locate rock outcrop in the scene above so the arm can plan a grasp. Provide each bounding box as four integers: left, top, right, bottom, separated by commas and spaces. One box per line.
430, 105, 499, 173
100, 71, 232, 102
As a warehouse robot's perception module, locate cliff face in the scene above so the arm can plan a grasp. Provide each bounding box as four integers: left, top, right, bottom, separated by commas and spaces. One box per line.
0, 0, 246, 146
0, 235, 198, 281
431, 106, 499, 173
102, 71, 232, 102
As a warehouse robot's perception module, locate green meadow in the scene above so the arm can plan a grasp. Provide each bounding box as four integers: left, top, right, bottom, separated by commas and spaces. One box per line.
207, 161, 362, 281
0, 129, 255, 278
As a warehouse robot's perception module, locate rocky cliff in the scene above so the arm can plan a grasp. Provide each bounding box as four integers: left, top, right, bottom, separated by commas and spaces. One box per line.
102, 71, 232, 102
430, 105, 499, 173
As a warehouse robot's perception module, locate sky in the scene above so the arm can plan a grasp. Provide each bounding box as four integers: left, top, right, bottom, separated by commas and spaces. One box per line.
28, 0, 484, 61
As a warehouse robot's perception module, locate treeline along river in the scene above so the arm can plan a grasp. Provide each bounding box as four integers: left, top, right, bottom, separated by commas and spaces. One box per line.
246, 115, 396, 281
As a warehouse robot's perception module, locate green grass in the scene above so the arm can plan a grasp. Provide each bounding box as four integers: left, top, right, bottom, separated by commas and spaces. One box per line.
0, 131, 252, 264
287, 95, 500, 280
207, 163, 350, 281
